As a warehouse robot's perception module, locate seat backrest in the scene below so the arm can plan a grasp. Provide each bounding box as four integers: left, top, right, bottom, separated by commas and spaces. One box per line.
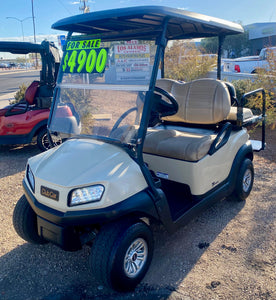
157, 78, 231, 125
155, 78, 179, 93
25, 81, 40, 105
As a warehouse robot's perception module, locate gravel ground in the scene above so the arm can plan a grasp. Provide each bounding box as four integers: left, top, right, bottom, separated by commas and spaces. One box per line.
0, 130, 275, 300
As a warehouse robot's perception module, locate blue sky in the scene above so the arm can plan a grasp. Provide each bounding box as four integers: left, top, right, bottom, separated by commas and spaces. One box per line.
0, 0, 275, 44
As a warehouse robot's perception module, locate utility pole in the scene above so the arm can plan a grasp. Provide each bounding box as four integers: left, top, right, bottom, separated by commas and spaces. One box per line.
31, 0, 38, 68
79, 0, 90, 14
31, 0, 36, 43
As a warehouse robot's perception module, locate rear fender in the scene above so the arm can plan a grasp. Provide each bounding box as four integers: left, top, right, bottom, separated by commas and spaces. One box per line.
28, 119, 48, 142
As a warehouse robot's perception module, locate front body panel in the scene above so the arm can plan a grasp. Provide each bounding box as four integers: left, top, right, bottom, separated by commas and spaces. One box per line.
26, 138, 148, 212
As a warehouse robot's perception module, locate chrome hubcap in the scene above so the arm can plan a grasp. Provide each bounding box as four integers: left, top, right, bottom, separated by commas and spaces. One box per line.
42, 133, 62, 150
41, 133, 50, 149
243, 169, 252, 192
124, 238, 148, 278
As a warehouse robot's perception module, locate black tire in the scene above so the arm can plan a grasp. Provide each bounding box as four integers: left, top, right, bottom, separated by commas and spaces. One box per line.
13, 195, 48, 244
233, 158, 254, 201
37, 127, 50, 151
37, 127, 62, 151
90, 219, 154, 292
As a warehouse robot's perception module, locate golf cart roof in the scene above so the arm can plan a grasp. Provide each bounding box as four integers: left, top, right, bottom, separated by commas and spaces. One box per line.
0, 40, 60, 62
52, 6, 243, 40
0, 41, 44, 54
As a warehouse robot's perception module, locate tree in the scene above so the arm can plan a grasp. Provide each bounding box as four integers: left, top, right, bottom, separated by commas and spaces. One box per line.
201, 32, 250, 58
164, 41, 216, 82
200, 37, 218, 54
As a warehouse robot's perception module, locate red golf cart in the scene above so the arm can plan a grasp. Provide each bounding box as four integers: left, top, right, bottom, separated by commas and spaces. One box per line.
0, 40, 62, 151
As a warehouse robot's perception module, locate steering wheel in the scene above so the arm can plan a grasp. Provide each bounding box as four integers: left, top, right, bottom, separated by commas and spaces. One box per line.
153, 86, 178, 117
110, 107, 138, 136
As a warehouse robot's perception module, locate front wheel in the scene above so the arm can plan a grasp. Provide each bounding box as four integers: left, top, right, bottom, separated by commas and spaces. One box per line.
233, 158, 254, 201
37, 127, 62, 151
90, 219, 154, 292
13, 195, 48, 244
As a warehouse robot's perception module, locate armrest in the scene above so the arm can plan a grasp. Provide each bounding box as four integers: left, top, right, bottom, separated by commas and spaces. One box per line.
237, 88, 266, 127
5, 101, 29, 117
208, 122, 232, 155
239, 88, 266, 151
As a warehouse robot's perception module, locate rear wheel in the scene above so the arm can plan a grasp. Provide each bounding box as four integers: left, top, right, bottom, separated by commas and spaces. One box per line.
13, 195, 48, 244
233, 158, 254, 201
90, 219, 153, 292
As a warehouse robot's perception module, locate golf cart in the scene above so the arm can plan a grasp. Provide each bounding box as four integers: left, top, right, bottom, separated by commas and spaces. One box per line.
13, 6, 266, 291
0, 40, 62, 151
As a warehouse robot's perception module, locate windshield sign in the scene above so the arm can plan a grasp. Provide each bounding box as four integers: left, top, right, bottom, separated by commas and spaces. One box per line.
49, 38, 157, 145
115, 42, 151, 81
62, 38, 108, 74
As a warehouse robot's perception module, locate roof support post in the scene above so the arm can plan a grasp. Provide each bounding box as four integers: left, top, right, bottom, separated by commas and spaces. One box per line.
135, 18, 169, 199
161, 48, 165, 78
149, 18, 168, 90
217, 35, 225, 80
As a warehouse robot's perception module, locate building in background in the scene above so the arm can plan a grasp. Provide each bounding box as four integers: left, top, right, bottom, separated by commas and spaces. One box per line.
245, 22, 276, 55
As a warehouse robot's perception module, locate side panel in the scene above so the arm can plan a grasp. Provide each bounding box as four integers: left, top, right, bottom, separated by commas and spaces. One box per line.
0, 109, 49, 136
153, 141, 253, 233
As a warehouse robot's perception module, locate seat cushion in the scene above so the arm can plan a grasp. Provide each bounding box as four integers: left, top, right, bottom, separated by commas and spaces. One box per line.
144, 129, 216, 161
226, 107, 254, 121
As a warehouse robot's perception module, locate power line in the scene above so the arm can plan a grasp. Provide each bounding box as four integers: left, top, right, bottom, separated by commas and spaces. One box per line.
56, 0, 74, 15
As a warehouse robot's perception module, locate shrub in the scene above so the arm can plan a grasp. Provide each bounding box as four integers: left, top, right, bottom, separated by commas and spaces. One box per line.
60, 88, 96, 134
10, 83, 28, 104
231, 50, 276, 129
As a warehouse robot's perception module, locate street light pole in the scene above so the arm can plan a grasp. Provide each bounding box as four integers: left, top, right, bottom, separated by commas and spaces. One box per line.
6, 16, 32, 70
6, 17, 32, 42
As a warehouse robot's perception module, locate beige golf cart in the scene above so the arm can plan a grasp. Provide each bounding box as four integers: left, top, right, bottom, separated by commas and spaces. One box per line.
13, 6, 266, 292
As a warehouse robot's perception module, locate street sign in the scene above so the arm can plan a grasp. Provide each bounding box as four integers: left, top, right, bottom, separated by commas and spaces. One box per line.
58, 35, 66, 47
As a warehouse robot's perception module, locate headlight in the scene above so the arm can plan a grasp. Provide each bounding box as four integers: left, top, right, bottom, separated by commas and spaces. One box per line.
27, 165, 35, 192
69, 185, 104, 207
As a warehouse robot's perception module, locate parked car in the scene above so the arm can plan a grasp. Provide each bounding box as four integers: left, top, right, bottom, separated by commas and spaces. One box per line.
13, 6, 266, 292
0, 40, 62, 151
0, 62, 9, 68
223, 46, 276, 73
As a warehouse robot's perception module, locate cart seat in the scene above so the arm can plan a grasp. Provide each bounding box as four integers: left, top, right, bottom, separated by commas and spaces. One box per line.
160, 78, 231, 124
154, 78, 180, 93
25, 81, 39, 105
144, 78, 231, 161
144, 129, 216, 161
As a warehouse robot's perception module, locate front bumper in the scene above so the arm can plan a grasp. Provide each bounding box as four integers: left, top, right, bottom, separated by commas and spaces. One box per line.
23, 179, 159, 251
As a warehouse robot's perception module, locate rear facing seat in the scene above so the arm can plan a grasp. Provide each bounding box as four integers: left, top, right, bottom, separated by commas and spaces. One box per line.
144, 78, 232, 161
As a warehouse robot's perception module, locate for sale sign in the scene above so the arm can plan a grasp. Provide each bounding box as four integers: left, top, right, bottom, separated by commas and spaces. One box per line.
114, 42, 151, 81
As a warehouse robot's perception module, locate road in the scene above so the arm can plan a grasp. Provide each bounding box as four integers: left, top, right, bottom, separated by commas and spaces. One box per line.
0, 70, 40, 96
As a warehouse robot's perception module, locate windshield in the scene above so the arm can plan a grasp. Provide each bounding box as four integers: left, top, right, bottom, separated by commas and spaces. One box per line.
49, 36, 157, 145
